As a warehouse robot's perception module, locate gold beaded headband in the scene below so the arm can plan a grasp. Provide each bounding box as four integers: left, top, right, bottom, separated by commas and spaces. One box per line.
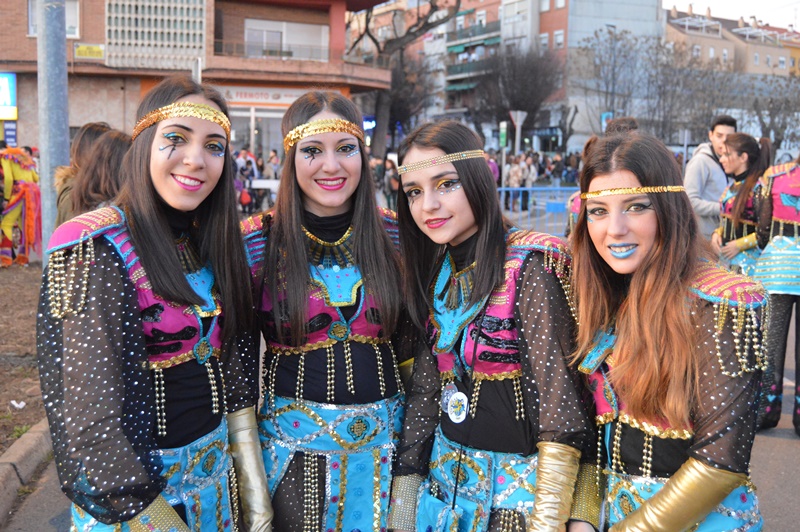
131, 102, 231, 141
283, 118, 364, 152
398, 149, 485, 175
581, 185, 685, 200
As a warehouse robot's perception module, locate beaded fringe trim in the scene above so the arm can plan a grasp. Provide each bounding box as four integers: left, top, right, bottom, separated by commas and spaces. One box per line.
47, 233, 95, 319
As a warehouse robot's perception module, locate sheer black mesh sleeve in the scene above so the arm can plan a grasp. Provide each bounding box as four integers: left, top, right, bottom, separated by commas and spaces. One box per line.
688, 300, 761, 473
393, 330, 440, 478
37, 238, 164, 524
223, 329, 259, 412
756, 180, 773, 250
516, 251, 592, 451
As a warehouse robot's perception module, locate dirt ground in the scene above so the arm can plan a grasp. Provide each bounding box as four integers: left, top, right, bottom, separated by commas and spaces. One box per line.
0, 263, 45, 455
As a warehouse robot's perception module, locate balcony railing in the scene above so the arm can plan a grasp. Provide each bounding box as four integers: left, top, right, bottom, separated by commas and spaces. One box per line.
214, 39, 329, 62
446, 20, 501, 43
446, 59, 492, 76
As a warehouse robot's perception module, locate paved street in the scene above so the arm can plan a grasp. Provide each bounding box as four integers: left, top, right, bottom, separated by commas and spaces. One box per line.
4, 313, 797, 531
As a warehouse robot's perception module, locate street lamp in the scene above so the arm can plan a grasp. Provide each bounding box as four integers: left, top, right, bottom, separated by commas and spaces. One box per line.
606, 24, 617, 119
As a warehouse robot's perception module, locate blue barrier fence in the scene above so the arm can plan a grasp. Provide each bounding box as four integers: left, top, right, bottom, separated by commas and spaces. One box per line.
497, 186, 579, 235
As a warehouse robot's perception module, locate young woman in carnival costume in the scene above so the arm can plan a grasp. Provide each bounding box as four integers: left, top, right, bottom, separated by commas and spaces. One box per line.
711, 133, 773, 277
38, 76, 274, 531
240, 92, 411, 530
388, 121, 596, 532
571, 133, 765, 530
753, 154, 800, 433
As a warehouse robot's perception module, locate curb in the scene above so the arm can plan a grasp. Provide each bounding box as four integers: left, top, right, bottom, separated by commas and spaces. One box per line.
0, 417, 52, 528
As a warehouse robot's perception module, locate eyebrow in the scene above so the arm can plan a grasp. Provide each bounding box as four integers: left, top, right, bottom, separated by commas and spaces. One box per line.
585, 194, 650, 205
163, 123, 226, 140
297, 135, 357, 147
402, 169, 458, 189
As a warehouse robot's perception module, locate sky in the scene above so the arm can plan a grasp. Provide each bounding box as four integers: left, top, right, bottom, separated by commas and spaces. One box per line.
662, 1, 800, 29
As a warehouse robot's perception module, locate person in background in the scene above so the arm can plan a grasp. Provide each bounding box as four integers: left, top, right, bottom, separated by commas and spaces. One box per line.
711, 133, 773, 277
1, 146, 40, 267
70, 130, 132, 215
684, 114, 737, 240
55, 122, 112, 226
572, 132, 764, 530
38, 75, 274, 531
754, 154, 800, 433
385, 157, 400, 211
485, 149, 500, 186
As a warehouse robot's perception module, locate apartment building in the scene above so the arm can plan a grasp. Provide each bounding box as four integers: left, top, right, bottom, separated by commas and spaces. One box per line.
0, 0, 390, 155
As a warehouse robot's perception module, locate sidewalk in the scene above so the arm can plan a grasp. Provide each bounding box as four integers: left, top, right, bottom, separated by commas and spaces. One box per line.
0, 418, 52, 528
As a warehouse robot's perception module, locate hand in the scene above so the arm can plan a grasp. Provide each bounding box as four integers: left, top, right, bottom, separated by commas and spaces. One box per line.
568, 521, 596, 532
720, 241, 740, 260
710, 231, 722, 254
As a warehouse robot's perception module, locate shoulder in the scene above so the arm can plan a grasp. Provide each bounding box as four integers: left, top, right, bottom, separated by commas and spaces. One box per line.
506, 229, 571, 271
0, 148, 36, 171
48, 206, 125, 253
689, 261, 767, 310
763, 162, 799, 181
240, 212, 267, 237
241, 212, 270, 270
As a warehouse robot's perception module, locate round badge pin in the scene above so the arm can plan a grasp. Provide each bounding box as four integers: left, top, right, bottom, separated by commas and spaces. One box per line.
447, 391, 469, 423
441, 382, 458, 412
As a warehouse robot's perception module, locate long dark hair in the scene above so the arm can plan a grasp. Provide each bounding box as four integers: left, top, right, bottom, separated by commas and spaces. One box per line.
115, 75, 253, 348
264, 91, 401, 346
725, 133, 773, 225
71, 130, 131, 214
55, 122, 111, 190
571, 133, 708, 428
397, 121, 507, 329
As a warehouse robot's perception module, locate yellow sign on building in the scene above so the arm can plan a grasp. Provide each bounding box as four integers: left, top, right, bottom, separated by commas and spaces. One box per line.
74, 44, 105, 60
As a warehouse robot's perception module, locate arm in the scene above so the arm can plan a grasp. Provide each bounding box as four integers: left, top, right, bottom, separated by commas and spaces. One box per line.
756, 176, 773, 250
611, 301, 760, 531
37, 238, 182, 527
684, 158, 722, 217
388, 332, 440, 531
516, 251, 594, 531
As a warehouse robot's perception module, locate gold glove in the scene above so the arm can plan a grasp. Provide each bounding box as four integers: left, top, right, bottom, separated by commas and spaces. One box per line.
569, 464, 602, 530
388, 473, 423, 531
228, 407, 274, 532
734, 233, 757, 251
530, 441, 581, 532
398, 357, 415, 386
610, 457, 746, 531
127, 495, 189, 532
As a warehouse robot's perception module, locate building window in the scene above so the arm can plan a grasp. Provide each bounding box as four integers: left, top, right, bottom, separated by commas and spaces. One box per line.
779, 56, 786, 69
554, 30, 565, 49
792, 57, 796, 68
540, 0, 550, 13
539, 33, 549, 49
456, 15, 465, 31
708, 47, 714, 59
692, 45, 701, 58
244, 18, 329, 61
722, 48, 728, 63
766, 55, 771, 66
556, 0, 566, 7
476, 10, 487, 26
754, 52, 759, 65
28, 0, 80, 38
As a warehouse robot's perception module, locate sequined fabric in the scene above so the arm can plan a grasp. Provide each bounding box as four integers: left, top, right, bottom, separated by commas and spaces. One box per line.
717, 181, 762, 276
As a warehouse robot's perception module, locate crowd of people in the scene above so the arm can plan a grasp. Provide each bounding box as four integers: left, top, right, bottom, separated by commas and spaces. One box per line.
0, 74, 789, 531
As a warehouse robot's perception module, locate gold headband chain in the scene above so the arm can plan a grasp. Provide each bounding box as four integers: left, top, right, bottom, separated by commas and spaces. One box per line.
283, 118, 365, 152
580, 186, 685, 200
398, 149, 485, 175
132, 101, 231, 141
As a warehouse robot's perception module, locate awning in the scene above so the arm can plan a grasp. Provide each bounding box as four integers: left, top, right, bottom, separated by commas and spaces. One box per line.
446, 82, 478, 92
456, 8, 475, 16
447, 44, 466, 53
483, 36, 501, 46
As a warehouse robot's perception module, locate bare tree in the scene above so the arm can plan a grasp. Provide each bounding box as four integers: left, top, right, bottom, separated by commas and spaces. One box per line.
557, 104, 578, 152
471, 47, 563, 144
348, 1, 461, 158
387, 52, 435, 151
746, 73, 800, 150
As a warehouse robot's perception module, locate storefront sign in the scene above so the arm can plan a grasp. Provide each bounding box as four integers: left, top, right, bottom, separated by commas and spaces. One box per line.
216, 85, 341, 108
4, 121, 17, 147
0, 73, 18, 121
74, 43, 105, 60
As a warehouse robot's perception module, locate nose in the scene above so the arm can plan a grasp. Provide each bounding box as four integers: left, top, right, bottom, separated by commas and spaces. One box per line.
421, 189, 440, 212
182, 140, 206, 169
606, 210, 629, 237
321, 150, 342, 174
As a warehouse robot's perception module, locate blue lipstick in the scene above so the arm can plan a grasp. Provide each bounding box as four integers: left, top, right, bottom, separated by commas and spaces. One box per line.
609, 244, 637, 259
